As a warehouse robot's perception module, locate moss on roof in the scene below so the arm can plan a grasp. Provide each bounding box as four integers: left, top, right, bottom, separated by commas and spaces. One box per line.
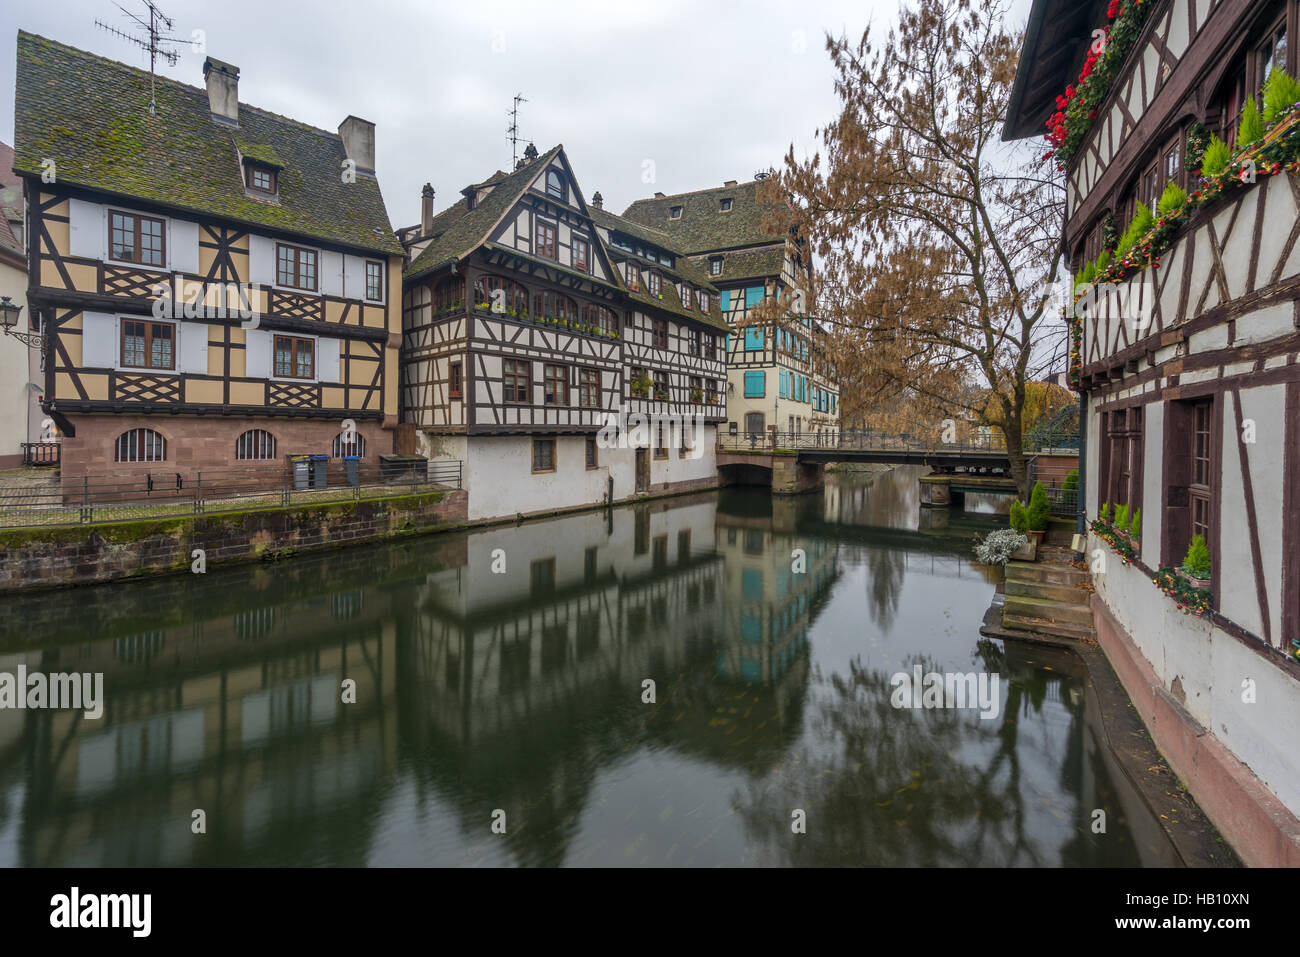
233, 136, 285, 169
694, 244, 787, 284
13, 31, 401, 255
621, 180, 789, 255
404, 145, 565, 280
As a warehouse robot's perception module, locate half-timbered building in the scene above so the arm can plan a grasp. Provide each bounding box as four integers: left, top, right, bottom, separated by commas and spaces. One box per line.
12, 33, 404, 480
622, 180, 840, 443
1006, 0, 1300, 865
399, 146, 724, 522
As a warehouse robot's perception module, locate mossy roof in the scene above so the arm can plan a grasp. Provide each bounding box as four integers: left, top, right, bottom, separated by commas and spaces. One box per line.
404, 147, 565, 281
12, 31, 402, 255
693, 244, 787, 284
621, 179, 789, 254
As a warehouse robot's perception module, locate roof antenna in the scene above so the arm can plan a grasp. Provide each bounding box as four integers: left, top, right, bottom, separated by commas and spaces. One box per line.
95, 0, 180, 115
507, 93, 528, 169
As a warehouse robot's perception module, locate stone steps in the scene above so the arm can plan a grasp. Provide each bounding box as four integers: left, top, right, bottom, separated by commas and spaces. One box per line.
1005, 577, 1091, 605
1002, 613, 1096, 640
1003, 593, 1094, 626
1005, 560, 1089, 587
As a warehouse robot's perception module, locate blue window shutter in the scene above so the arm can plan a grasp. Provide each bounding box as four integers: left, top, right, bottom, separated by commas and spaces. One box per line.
745, 286, 764, 309
721, 290, 730, 312
745, 327, 765, 351
779, 370, 787, 398
744, 371, 765, 397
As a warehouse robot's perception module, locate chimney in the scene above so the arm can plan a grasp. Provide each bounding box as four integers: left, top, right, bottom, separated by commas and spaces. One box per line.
723, 180, 737, 187
203, 57, 239, 126
591, 191, 603, 210
339, 116, 376, 175
421, 184, 435, 235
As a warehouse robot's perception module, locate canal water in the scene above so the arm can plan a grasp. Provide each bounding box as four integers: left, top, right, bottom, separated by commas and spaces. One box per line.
0, 466, 1180, 866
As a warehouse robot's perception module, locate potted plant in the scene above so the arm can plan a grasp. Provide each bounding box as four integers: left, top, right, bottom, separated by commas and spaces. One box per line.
629, 370, 652, 399
974, 528, 1029, 567
1027, 480, 1050, 551
1114, 503, 1130, 545
1181, 534, 1212, 590
690, 388, 704, 404
654, 385, 669, 401
1129, 507, 1142, 552
1008, 500, 1036, 561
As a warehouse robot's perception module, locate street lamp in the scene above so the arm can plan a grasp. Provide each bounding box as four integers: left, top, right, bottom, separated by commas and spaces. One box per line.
0, 297, 40, 347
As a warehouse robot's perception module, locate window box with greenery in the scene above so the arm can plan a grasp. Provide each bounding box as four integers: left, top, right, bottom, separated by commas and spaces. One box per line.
629, 370, 652, 399
653, 385, 669, 401
1090, 502, 1136, 565
1153, 534, 1213, 618
689, 388, 704, 404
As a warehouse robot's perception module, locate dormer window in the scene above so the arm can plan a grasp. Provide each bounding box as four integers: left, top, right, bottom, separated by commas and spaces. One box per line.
545, 169, 566, 201
719, 198, 733, 212
669, 206, 682, 219
647, 271, 661, 297
709, 256, 722, 276
624, 261, 640, 291
245, 161, 277, 195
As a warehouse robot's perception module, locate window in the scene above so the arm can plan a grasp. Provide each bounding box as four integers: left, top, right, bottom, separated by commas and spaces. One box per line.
579, 368, 600, 408
1101, 407, 1143, 511
245, 163, 276, 193
115, 428, 166, 463
434, 276, 465, 311
1190, 401, 1212, 543
534, 290, 579, 321
532, 438, 556, 473
586, 437, 598, 469
669, 205, 682, 219
654, 422, 668, 458
652, 319, 668, 349
680, 285, 693, 310
720, 198, 733, 212
744, 371, 765, 398
688, 328, 700, 355
504, 359, 530, 403
573, 237, 589, 272
647, 271, 661, 297
690, 375, 702, 403
706, 379, 718, 404
704, 335, 716, 360
449, 361, 463, 399
276, 243, 318, 291
544, 363, 568, 405
1256, 13, 1289, 89
699, 292, 710, 312
653, 371, 668, 399
121, 319, 175, 370
475, 275, 529, 314
545, 169, 566, 200
274, 336, 314, 379
709, 257, 722, 276
236, 429, 277, 460
583, 304, 618, 335
109, 211, 166, 268
624, 261, 639, 291
536, 220, 557, 259
365, 260, 384, 301
333, 431, 365, 458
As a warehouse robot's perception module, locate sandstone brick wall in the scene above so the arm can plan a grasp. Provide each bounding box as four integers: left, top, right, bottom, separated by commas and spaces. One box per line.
0, 488, 467, 593
59, 413, 394, 481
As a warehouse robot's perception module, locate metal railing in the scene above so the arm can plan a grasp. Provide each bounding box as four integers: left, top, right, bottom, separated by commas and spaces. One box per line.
0, 458, 462, 529
717, 430, 1008, 453
21, 442, 60, 467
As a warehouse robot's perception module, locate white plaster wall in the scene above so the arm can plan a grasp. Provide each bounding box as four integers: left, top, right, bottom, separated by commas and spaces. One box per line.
464, 435, 628, 521
0, 260, 35, 458
1093, 548, 1300, 818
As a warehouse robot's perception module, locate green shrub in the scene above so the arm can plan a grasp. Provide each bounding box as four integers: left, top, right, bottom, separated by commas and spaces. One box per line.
1094, 249, 1110, 275
1009, 500, 1029, 535
1116, 202, 1155, 258
1074, 261, 1096, 293
1182, 534, 1211, 579
1262, 67, 1300, 126
1157, 180, 1187, 216
1130, 507, 1142, 540
1238, 96, 1265, 146
1028, 481, 1050, 532
1115, 503, 1129, 530
1100, 502, 1110, 523
1062, 469, 1079, 491
1200, 135, 1232, 176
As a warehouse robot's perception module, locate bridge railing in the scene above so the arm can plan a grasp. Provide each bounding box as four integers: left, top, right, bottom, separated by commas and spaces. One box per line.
717, 430, 1008, 454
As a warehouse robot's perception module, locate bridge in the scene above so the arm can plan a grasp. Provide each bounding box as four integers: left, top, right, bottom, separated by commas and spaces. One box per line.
715, 429, 1080, 511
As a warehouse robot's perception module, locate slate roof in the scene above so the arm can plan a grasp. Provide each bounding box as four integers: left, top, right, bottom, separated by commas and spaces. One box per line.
12, 32, 402, 255
621, 179, 790, 254
695, 245, 787, 285
0, 142, 23, 260
404, 147, 565, 281
588, 206, 728, 332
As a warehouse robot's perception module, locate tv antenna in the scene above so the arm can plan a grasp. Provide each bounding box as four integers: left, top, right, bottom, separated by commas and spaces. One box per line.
95, 0, 181, 115
507, 93, 528, 168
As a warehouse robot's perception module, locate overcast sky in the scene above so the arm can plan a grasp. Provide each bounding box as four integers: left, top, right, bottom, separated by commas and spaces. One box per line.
0, 0, 1033, 229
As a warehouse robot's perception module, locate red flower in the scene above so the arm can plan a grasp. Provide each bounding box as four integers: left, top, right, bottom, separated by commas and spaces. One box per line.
1107, 0, 1122, 17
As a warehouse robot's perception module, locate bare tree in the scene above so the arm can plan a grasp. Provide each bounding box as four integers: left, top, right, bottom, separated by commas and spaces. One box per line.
759, 0, 1066, 497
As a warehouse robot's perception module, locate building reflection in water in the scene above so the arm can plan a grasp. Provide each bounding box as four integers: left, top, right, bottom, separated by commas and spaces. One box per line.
0, 468, 1177, 867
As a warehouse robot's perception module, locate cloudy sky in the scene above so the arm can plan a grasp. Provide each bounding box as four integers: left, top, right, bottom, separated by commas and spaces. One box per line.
1, 0, 1033, 229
